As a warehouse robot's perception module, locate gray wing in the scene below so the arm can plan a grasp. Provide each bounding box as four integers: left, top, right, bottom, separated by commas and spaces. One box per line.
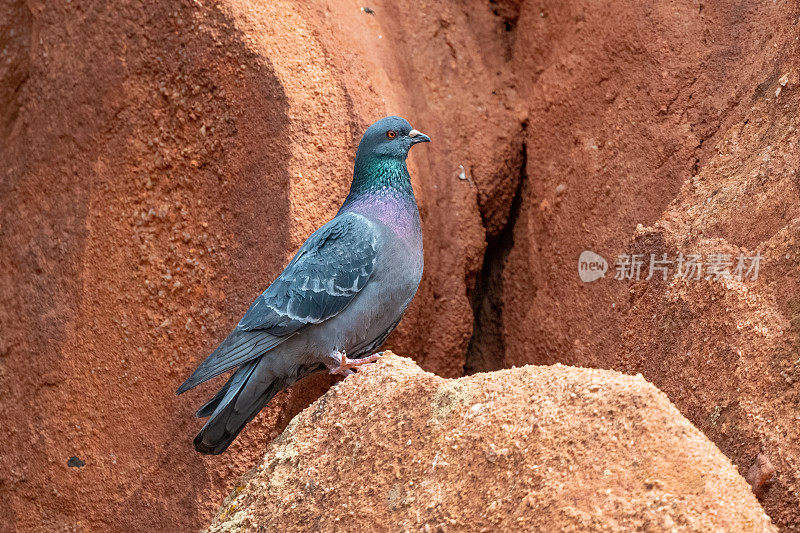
237, 211, 379, 334
176, 328, 283, 394
177, 212, 379, 394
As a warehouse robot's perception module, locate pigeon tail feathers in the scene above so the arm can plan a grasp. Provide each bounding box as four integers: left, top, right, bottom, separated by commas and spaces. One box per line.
193, 360, 285, 455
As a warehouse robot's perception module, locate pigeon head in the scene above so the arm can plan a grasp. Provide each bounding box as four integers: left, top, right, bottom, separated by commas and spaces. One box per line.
343, 116, 430, 208
355, 116, 430, 162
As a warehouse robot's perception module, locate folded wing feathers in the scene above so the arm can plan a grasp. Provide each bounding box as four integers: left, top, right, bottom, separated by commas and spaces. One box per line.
236, 213, 378, 334
180, 214, 378, 397
176, 330, 284, 394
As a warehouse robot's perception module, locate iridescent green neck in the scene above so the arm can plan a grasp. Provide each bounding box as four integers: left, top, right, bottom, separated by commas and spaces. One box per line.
341, 156, 414, 209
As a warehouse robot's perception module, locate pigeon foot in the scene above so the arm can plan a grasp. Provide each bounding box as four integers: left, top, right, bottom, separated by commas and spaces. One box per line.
326, 351, 383, 376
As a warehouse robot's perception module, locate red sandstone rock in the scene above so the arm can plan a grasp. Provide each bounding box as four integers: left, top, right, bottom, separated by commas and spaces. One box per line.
0, 1, 510, 529
2, 0, 799, 529
616, 88, 800, 527
748, 454, 777, 499
208, 354, 775, 532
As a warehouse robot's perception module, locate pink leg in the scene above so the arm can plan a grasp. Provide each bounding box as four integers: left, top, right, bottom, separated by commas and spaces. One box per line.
325, 350, 383, 376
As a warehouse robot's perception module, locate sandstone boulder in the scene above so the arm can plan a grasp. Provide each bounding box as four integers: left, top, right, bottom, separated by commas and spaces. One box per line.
209, 354, 774, 532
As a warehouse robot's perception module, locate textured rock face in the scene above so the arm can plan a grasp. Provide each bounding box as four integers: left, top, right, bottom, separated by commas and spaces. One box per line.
615, 88, 800, 527
209, 354, 775, 532
2, 0, 799, 530
495, 0, 800, 372
467, 2, 800, 528
0, 1, 510, 530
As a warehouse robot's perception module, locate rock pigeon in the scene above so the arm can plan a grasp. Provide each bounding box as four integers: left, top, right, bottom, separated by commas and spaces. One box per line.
177, 116, 429, 454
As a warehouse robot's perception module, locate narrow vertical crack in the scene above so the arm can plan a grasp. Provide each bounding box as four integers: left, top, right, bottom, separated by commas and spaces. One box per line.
464, 137, 527, 374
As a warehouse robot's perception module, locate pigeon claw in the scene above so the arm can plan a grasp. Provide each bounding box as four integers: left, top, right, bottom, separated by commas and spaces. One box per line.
327, 351, 383, 377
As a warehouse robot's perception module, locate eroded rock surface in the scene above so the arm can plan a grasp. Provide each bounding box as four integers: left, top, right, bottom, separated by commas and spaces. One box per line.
209, 354, 774, 532
2, 0, 799, 529
616, 87, 800, 528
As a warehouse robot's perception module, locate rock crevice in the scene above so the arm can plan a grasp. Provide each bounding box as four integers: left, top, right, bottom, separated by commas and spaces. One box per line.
465, 134, 527, 374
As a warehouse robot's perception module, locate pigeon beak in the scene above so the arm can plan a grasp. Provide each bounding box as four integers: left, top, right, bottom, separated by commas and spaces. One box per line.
408, 129, 431, 144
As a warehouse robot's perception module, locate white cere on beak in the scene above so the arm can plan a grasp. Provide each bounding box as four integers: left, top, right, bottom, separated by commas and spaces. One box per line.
409, 129, 422, 138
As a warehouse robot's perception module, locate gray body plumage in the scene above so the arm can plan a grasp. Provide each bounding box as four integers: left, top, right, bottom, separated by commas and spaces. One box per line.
177, 116, 428, 454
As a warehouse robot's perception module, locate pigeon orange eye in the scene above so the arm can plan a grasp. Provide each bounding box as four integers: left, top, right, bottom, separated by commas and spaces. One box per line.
386, 130, 397, 139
